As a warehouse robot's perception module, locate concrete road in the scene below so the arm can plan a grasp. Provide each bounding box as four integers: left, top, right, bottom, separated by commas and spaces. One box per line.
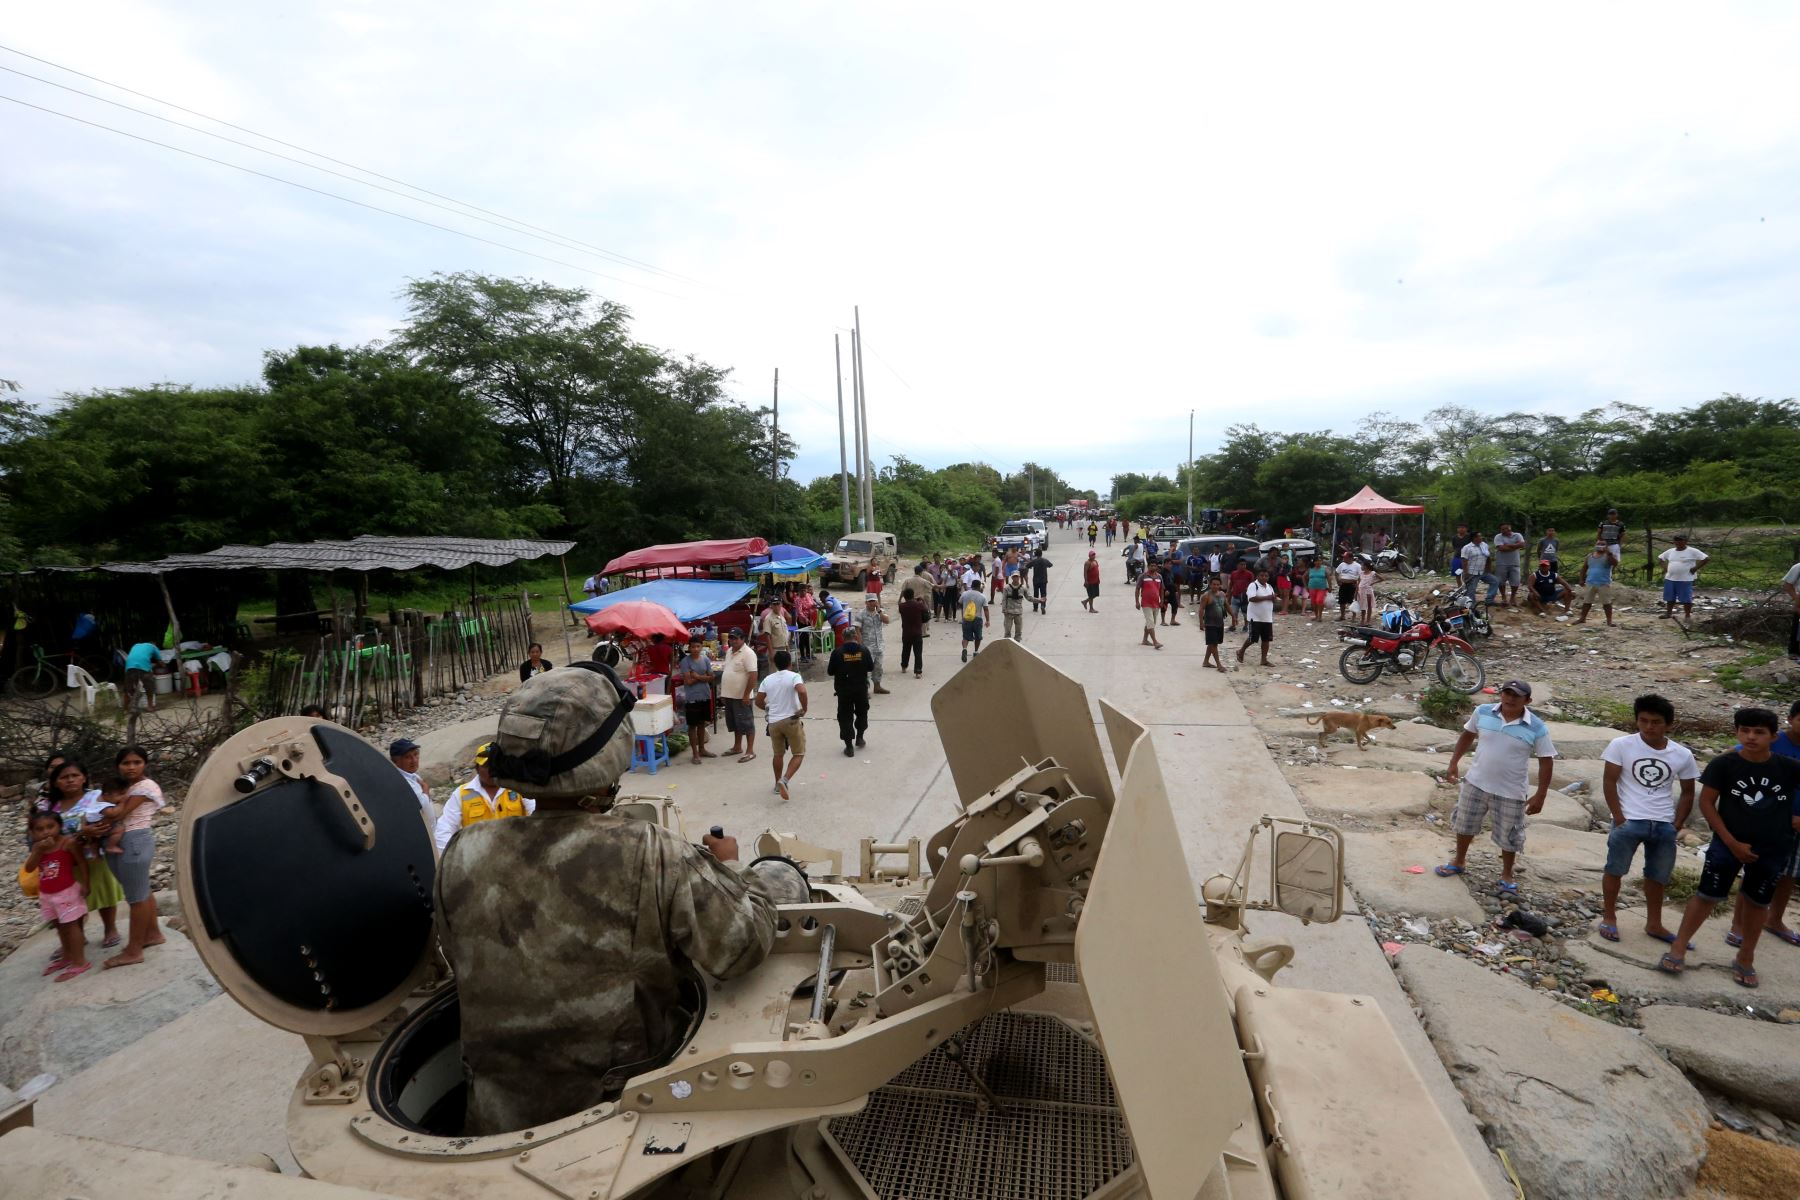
611, 524, 1511, 1196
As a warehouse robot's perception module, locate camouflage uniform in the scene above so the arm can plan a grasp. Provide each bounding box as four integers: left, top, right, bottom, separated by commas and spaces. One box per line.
436, 811, 777, 1134
856, 605, 886, 685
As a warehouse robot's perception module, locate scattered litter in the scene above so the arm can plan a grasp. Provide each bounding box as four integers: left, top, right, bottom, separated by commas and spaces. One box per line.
1474, 942, 1505, 957
1403, 865, 1426, 874
1341, 765, 1359, 770
1499, 910, 1551, 937
1331, 698, 1346, 706
1403, 918, 1431, 937
1381, 941, 1405, 958
1481, 686, 1497, 694
1302, 701, 1314, 708
1589, 987, 1621, 1004
1561, 781, 1588, 795
1425, 814, 1441, 823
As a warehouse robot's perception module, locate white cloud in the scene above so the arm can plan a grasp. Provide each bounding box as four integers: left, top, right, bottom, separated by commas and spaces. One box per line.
5, 2, 1800, 494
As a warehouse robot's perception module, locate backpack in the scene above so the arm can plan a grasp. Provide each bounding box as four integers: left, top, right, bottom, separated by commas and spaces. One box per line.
963, 596, 981, 622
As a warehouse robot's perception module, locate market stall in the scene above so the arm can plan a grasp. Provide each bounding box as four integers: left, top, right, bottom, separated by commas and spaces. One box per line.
1311, 486, 1425, 557
601, 537, 770, 580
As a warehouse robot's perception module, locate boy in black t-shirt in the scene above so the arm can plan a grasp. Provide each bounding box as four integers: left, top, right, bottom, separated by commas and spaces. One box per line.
1659, 708, 1800, 988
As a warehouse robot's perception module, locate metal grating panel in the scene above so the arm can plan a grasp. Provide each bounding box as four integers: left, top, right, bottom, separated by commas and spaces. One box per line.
895, 897, 924, 915
1044, 962, 1079, 984
828, 1012, 1134, 1200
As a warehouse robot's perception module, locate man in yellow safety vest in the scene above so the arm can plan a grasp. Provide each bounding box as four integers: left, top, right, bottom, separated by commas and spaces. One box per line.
433, 742, 535, 853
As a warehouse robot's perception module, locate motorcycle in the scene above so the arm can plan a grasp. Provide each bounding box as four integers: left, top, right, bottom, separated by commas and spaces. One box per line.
1337, 601, 1486, 692
1351, 548, 1418, 579
1438, 593, 1494, 639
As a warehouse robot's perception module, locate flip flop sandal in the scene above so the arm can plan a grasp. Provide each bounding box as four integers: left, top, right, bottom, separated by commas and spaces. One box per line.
1656, 952, 1685, 975
1646, 930, 1696, 950
1731, 961, 1759, 989
54, 962, 92, 983
1770, 928, 1800, 947
1597, 923, 1620, 942
1495, 880, 1519, 895
42, 958, 67, 977
1433, 864, 1466, 877
1725, 931, 1745, 948
102, 933, 122, 948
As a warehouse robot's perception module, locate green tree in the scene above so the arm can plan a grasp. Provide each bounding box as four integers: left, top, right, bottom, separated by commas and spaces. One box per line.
395, 273, 653, 511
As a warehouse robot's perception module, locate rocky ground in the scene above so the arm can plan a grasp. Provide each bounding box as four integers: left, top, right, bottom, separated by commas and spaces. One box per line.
1213, 573, 1800, 1196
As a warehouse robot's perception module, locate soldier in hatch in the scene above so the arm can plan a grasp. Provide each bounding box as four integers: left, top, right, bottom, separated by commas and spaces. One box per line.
434, 662, 778, 1135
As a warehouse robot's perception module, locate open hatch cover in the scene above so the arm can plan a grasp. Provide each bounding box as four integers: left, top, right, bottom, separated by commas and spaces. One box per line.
178, 718, 438, 1036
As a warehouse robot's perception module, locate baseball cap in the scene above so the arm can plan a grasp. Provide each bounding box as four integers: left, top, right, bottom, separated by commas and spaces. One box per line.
1499, 680, 1533, 698
727, 627, 744, 639
485, 662, 637, 800
864, 593, 879, 602
473, 741, 491, 767
388, 737, 420, 758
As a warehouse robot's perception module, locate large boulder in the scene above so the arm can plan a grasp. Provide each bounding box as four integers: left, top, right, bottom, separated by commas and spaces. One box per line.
1284, 765, 1439, 822
1397, 947, 1708, 1199
1341, 829, 1488, 923
1638, 1004, 1800, 1120
0, 927, 220, 1089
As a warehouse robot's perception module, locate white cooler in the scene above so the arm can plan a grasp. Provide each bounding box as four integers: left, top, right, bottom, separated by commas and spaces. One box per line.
631, 694, 674, 735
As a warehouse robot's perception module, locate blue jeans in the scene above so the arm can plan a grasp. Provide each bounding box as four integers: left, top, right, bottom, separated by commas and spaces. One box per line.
1463, 572, 1498, 603
1603, 819, 1678, 884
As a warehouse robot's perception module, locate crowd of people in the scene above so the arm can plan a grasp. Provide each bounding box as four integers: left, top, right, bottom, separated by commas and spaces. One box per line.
22, 745, 170, 982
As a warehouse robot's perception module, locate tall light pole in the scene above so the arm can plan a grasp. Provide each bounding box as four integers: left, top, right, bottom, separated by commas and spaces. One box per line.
1186, 409, 1194, 526
850, 328, 866, 530
835, 336, 851, 536
854, 307, 873, 529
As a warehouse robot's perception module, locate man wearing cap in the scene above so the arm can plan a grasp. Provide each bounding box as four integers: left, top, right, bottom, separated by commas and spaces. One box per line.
437, 662, 777, 1134
718, 628, 759, 763
827, 624, 875, 757
389, 738, 432, 820
433, 742, 535, 853
1437, 680, 1558, 894
857, 593, 891, 695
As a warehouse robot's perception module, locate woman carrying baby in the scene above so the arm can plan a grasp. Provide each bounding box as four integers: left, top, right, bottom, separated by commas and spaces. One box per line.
35, 759, 126, 960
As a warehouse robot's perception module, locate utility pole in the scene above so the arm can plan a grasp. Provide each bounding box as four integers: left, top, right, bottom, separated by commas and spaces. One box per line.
849, 331, 864, 532
770, 367, 780, 486
1186, 408, 1194, 526
1029, 466, 1035, 514
855, 306, 873, 529
835, 335, 851, 536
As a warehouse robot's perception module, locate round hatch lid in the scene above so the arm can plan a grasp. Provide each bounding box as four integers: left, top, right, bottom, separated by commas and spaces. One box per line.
178, 718, 438, 1036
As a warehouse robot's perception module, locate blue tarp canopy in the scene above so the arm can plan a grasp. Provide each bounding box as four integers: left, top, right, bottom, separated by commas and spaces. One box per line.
568, 578, 754, 621
746, 543, 817, 565
750, 552, 827, 575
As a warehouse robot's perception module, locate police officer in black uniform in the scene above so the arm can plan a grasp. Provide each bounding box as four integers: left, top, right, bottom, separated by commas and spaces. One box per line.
827, 623, 874, 757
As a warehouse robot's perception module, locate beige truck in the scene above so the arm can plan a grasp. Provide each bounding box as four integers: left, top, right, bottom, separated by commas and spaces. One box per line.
0, 641, 1495, 1200
822, 531, 897, 591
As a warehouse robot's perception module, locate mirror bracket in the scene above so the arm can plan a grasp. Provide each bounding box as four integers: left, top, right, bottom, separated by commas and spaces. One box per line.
1202, 816, 1344, 927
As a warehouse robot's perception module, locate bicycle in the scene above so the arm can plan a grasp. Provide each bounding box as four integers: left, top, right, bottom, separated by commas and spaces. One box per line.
9, 645, 114, 699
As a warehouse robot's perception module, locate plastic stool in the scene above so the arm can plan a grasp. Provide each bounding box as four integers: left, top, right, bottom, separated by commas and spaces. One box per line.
632, 733, 670, 775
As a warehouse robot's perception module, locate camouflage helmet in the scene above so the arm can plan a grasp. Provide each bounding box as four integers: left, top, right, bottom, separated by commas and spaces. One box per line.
485, 662, 636, 800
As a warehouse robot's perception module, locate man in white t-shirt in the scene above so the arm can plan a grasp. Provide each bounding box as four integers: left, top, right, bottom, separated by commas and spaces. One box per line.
1460, 533, 1495, 604
1598, 694, 1699, 944
1657, 533, 1709, 621
1786, 560, 1800, 660
1332, 553, 1363, 621
1236, 568, 1278, 667
755, 649, 808, 800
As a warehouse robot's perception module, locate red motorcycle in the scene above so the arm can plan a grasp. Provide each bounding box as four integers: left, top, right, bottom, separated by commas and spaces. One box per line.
1337, 604, 1485, 692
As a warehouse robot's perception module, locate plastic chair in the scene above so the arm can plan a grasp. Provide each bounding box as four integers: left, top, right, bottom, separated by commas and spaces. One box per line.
66, 666, 120, 713
631, 733, 670, 775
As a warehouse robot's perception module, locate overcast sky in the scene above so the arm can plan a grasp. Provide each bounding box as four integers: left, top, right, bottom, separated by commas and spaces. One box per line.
6, 3, 1800, 495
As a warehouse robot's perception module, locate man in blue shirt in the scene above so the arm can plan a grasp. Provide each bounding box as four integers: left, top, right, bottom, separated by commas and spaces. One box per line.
123, 642, 161, 713
1575, 541, 1617, 627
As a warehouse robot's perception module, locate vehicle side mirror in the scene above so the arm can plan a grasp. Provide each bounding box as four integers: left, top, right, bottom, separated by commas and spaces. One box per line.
1273, 830, 1342, 923
1202, 816, 1344, 928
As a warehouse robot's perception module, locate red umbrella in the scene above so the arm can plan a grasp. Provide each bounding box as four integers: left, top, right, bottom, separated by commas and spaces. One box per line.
583, 600, 691, 643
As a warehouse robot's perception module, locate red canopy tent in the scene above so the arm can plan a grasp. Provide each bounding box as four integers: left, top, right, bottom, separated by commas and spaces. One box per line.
602, 537, 770, 579
1311, 487, 1425, 556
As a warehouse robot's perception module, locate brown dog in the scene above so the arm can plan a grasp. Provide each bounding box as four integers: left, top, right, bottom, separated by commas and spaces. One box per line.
1305, 711, 1396, 750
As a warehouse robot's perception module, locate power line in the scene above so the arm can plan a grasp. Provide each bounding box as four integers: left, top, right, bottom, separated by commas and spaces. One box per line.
0, 92, 687, 298
0, 61, 693, 283
0, 42, 704, 287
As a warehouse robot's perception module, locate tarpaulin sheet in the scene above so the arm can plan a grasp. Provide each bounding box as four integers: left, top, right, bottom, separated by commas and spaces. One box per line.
1311, 486, 1424, 515
569, 579, 754, 622
750, 553, 827, 575
602, 538, 769, 576
747, 543, 818, 564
